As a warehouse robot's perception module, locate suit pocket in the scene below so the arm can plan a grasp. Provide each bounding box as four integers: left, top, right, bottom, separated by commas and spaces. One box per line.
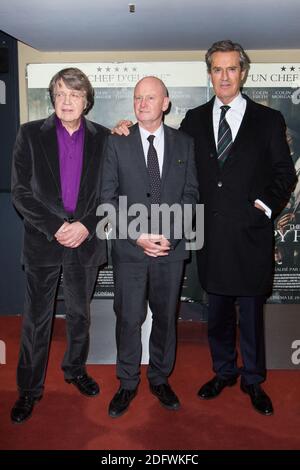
247, 203, 271, 228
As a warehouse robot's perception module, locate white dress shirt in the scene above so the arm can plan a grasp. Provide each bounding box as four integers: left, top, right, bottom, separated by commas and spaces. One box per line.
213, 93, 271, 218
139, 124, 164, 177
213, 93, 246, 143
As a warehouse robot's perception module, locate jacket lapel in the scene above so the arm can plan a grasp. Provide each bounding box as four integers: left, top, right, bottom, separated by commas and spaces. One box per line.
206, 98, 218, 154
39, 114, 61, 193
130, 124, 151, 188
203, 98, 220, 173
229, 95, 256, 154
161, 124, 174, 189
220, 95, 256, 171
78, 118, 98, 191
39, 115, 99, 204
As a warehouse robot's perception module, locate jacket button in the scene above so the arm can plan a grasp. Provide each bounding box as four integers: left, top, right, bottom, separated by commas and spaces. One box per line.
217, 181, 223, 188
209, 152, 215, 158
146, 193, 151, 197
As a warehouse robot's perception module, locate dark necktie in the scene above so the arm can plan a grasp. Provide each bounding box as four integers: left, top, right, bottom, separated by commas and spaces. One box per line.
147, 135, 161, 204
217, 105, 233, 168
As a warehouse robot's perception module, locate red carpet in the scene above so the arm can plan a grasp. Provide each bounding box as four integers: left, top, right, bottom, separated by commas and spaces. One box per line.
0, 316, 299, 450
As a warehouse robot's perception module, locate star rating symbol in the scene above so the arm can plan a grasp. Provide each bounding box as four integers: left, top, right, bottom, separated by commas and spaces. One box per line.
290, 66, 295, 71
281, 66, 286, 71
96, 65, 138, 73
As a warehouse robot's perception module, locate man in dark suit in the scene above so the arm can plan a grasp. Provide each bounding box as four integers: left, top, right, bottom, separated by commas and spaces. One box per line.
180, 40, 297, 416
11, 68, 109, 424
100, 76, 199, 417
114, 41, 297, 416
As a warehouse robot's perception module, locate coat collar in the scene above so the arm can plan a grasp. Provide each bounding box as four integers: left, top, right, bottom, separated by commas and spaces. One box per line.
39, 114, 60, 191
161, 124, 175, 188
128, 123, 150, 189
229, 94, 256, 156
204, 94, 258, 170
202, 97, 217, 153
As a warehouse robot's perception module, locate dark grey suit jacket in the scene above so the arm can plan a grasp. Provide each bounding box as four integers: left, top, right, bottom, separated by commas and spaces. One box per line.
11, 113, 109, 267
100, 123, 199, 264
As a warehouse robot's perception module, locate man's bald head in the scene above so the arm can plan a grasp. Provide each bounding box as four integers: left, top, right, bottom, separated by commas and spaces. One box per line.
134, 76, 168, 97
134, 76, 169, 132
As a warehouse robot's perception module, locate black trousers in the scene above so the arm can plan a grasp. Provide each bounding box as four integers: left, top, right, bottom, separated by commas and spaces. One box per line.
208, 293, 266, 385
113, 260, 184, 390
17, 262, 98, 398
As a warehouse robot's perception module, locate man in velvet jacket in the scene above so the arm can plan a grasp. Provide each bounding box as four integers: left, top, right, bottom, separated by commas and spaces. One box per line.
180, 40, 297, 416
11, 68, 109, 424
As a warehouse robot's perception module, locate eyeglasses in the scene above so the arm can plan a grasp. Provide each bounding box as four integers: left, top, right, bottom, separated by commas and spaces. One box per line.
54, 91, 86, 101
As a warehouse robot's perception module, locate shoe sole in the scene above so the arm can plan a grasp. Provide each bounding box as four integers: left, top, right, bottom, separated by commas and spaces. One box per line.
108, 407, 130, 418
252, 408, 274, 416
76, 389, 100, 397
158, 401, 181, 411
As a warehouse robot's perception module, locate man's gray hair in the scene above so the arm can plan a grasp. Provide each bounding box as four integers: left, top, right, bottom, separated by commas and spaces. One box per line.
48, 67, 94, 115
205, 40, 251, 73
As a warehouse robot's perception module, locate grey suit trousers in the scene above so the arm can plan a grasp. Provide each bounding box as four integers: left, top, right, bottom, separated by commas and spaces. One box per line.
113, 260, 184, 389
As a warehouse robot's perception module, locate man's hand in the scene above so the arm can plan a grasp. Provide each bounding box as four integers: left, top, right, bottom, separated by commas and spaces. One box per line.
136, 234, 171, 257
54, 221, 89, 248
111, 120, 133, 136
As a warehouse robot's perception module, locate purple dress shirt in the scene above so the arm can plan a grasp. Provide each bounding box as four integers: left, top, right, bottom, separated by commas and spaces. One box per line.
56, 117, 84, 214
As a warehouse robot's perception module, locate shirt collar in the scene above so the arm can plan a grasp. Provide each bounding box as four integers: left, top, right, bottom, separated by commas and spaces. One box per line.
139, 123, 164, 141
214, 92, 245, 112
55, 116, 84, 136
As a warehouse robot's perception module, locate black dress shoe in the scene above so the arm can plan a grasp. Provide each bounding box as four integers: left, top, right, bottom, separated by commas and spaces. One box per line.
198, 375, 237, 399
11, 394, 42, 424
108, 387, 137, 418
66, 374, 99, 397
241, 382, 274, 416
150, 383, 180, 410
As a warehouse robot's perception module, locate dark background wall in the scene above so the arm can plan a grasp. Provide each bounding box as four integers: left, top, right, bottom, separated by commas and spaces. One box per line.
0, 30, 19, 190
0, 30, 25, 314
